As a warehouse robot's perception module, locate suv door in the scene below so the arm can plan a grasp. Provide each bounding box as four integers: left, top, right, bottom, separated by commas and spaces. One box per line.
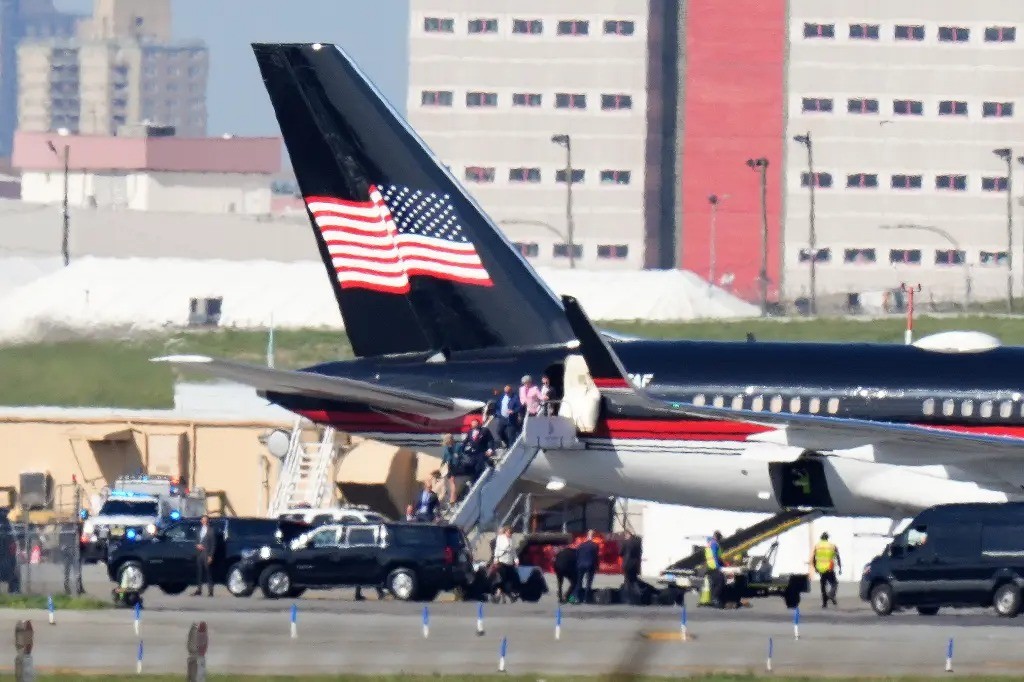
293, 526, 342, 585
337, 525, 382, 585
157, 520, 200, 583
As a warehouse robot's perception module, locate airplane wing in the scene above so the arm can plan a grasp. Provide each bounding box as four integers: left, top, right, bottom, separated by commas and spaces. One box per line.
562, 296, 1024, 464
151, 355, 483, 419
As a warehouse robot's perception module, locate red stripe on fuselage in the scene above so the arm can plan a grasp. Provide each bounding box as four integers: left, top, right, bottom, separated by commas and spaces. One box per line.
593, 378, 630, 388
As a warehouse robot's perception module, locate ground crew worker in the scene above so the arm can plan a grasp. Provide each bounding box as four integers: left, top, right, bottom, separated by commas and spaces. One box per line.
704, 531, 725, 608
811, 532, 841, 608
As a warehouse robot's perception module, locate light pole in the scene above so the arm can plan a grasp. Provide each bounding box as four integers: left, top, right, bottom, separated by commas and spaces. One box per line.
792, 133, 816, 315
880, 224, 971, 308
551, 134, 576, 268
46, 137, 70, 266
745, 158, 769, 315
497, 218, 568, 244
994, 148, 1013, 312
707, 193, 730, 288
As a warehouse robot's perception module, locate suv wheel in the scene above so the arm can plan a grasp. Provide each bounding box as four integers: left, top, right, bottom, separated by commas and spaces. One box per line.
158, 583, 188, 595
258, 565, 291, 600
226, 563, 255, 598
870, 583, 894, 616
117, 561, 147, 593
993, 583, 1021, 618
387, 568, 418, 601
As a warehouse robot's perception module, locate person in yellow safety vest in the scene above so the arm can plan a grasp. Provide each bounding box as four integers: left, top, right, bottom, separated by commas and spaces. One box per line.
811, 532, 842, 608
704, 531, 725, 608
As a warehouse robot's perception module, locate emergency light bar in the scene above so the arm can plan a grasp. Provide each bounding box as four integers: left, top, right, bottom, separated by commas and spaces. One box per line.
107, 490, 158, 499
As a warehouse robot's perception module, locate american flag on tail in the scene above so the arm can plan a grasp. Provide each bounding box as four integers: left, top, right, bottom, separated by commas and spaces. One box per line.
304, 185, 494, 294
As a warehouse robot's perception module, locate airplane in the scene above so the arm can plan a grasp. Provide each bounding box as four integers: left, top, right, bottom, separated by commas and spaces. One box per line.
159, 42, 1024, 528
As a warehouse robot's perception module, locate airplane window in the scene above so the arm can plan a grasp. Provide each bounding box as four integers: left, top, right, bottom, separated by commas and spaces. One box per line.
693, 394, 706, 406
752, 396, 764, 411
827, 397, 839, 414
981, 401, 993, 418
770, 395, 783, 412
961, 399, 974, 417
922, 398, 934, 416
731, 396, 744, 410
809, 397, 821, 414
1001, 401, 1013, 418
942, 399, 955, 417
713, 395, 725, 408
789, 397, 801, 412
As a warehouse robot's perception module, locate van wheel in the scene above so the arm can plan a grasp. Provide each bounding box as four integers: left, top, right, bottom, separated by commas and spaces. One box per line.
387, 568, 418, 601
870, 583, 894, 616
993, 583, 1021, 617
916, 606, 939, 616
258, 565, 291, 599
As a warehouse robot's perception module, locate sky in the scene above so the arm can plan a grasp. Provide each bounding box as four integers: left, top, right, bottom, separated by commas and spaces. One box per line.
53, 0, 410, 136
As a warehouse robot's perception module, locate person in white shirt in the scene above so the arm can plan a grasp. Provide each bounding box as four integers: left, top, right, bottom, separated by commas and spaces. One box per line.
491, 526, 520, 602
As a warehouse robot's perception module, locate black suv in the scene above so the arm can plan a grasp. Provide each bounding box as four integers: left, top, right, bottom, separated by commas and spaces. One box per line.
861, 502, 1024, 617
0, 509, 19, 592
106, 516, 309, 595
239, 522, 473, 601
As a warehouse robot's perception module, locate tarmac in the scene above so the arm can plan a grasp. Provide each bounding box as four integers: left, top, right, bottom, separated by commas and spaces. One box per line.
2, 565, 1024, 677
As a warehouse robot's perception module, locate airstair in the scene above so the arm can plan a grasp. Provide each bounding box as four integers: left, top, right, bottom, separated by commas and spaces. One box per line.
447, 414, 584, 544
267, 417, 338, 517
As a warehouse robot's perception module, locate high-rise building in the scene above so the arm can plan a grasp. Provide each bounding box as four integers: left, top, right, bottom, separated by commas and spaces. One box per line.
16, 0, 207, 138
406, 0, 678, 270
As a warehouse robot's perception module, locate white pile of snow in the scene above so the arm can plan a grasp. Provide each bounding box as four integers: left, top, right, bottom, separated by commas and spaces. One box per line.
0, 256, 63, 298
0, 257, 758, 342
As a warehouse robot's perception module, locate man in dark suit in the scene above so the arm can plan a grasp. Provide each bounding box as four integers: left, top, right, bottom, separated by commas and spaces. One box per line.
462, 417, 495, 480
412, 479, 440, 522
496, 385, 522, 446
574, 530, 600, 604
619, 530, 643, 605
193, 515, 217, 596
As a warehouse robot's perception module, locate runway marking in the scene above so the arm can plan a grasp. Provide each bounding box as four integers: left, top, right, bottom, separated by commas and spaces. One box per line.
641, 630, 699, 641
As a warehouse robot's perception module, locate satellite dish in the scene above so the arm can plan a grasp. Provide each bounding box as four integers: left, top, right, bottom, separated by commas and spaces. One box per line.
265, 430, 291, 460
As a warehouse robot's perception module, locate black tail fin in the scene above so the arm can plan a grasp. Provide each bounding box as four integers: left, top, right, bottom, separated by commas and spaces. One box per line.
561, 295, 634, 390
252, 43, 574, 358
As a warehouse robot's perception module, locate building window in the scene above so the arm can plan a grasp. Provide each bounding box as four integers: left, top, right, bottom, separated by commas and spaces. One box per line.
803, 23, 835, 38
890, 249, 922, 264
464, 166, 495, 183
800, 172, 833, 188
936, 174, 967, 191
512, 19, 543, 34
466, 91, 498, 107
600, 170, 631, 185
983, 102, 1014, 118
601, 94, 632, 110
557, 20, 589, 36
891, 174, 923, 189
939, 26, 970, 42
512, 92, 543, 107
514, 242, 539, 257
935, 249, 966, 265
597, 244, 629, 259
848, 98, 879, 114
555, 93, 587, 109
849, 23, 880, 39
555, 168, 585, 184
553, 243, 583, 259
980, 250, 1010, 266
985, 26, 1016, 42
604, 20, 635, 36
895, 24, 925, 41
846, 173, 878, 188
983, 176, 1009, 192
420, 90, 453, 106
844, 248, 877, 264
423, 17, 455, 33
893, 99, 923, 116
468, 18, 498, 34
799, 247, 832, 263
938, 100, 968, 116
802, 97, 833, 112
509, 167, 541, 183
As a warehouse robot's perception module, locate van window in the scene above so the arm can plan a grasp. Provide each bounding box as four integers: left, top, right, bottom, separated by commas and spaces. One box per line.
981, 525, 1024, 558
929, 523, 981, 558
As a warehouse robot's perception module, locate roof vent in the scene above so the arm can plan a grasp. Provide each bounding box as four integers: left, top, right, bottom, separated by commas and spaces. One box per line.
913, 330, 1001, 353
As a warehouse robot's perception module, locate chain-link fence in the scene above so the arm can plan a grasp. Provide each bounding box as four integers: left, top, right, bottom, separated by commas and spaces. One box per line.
2, 522, 86, 596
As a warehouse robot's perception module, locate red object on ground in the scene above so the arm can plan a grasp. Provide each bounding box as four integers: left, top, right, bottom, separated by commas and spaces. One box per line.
519, 532, 623, 575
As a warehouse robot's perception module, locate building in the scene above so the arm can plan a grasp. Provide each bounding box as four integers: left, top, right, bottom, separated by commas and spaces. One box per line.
12, 127, 282, 214
16, 0, 208, 138
406, 0, 678, 270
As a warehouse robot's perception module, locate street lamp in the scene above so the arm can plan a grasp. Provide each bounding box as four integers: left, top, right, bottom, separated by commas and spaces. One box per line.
792, 132, 817, 315
46, 134, 71, 266
551, 133, 576, 268
707, 193, 730, 288
881, 224, 971, 308
745, 158, 769, 315
497, 218, 569, 255
994, 147, 1014, 312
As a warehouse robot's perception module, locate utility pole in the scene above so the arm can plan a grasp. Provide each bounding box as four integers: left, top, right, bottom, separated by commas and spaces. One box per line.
793, 133, 816, 315
551, 134, 575, 268
994, 148, 1013, 312
745, 158, 770, 315
46, 139, 71, 266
